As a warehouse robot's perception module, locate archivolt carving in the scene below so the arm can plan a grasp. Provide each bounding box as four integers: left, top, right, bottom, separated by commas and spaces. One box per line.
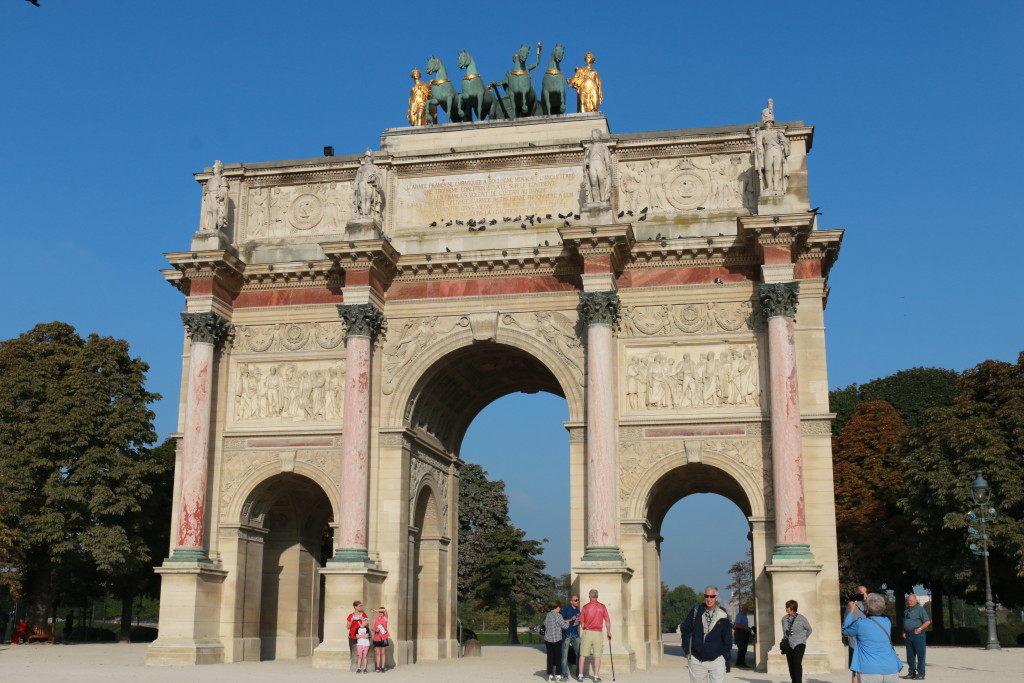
620, 302, 756, 337
625, 344, 760, 412
381, 316, 470, 394
233, 360, 344, 423
409, 455, 449, 536
234, 322, 347, 353
501, 311, 583, 382
619, 438, 769, 517
220, 449, 339, 523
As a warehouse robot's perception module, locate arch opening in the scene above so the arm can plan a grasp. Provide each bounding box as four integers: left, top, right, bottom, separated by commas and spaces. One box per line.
235, 473, 333, 661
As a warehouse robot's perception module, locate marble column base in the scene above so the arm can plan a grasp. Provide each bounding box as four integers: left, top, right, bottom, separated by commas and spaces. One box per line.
771, 543, 814, 562
166, 547, 211, 563
580, 545, 624, 563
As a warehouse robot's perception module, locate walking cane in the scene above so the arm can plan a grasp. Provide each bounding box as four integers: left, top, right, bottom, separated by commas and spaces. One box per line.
608, 633, 616, 682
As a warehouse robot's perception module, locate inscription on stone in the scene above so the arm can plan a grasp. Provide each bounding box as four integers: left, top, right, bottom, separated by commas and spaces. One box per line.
394, 167, 582, 231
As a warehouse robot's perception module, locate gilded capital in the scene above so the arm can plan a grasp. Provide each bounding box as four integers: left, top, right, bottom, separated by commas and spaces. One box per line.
181, 311, 231, 347
579, 290, 621, 327
337, 303, 386, 342
758, 282, 800, 319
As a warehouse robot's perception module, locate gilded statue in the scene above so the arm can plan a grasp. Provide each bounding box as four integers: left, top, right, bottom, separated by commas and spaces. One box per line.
567, 51, 603, 113
407, 68, 433, 126
752, 98, 791, 197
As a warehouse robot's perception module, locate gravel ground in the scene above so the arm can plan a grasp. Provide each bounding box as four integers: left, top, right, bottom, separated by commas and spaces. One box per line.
1, 640, 1021, 682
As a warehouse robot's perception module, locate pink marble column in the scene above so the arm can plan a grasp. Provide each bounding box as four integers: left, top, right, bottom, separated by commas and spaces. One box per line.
333, 303, 384, 562
759, 283, 813, 560
580, 291, 622, 562
172, 311, 229, 562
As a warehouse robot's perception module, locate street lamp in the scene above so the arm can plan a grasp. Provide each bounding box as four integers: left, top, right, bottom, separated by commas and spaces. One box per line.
967, 471, 1000, 650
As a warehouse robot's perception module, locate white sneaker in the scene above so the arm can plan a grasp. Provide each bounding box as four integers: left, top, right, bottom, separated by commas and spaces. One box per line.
548, 676, 554, 682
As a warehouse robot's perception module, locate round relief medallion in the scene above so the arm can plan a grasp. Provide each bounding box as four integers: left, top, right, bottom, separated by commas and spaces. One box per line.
288, 193, 324, 230
667, 170, 708, 210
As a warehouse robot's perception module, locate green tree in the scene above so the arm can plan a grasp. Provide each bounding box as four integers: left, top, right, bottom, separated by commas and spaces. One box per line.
458, 463, 512, 603
0, 322, 161, 620
900, 352, 1024, 607
661, 582, 701, 633
829, 367, 959, 435
833, 400, 914, 593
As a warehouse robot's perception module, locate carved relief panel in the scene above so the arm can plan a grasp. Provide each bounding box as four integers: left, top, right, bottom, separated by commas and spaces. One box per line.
230, 359, 344, 426
620, 302, 757, 338
241, 181, 355, 241
618, 155, 755, 215
234, 322, 346, 353
622, 342, 762, 414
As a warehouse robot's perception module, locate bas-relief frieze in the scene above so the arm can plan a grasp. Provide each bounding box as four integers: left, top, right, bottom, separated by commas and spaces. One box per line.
620, 302, 756, 337
624, 343, 761, 413
409, 455, 449, 536
241, 182, 354, 240
232, 360, 344, 425
618, 155, 756, 215
219, 448, 339, 522
502, 311, 584, 382
381, 316, 470, 394
233, 322, 346, 353
392, 166, 582, 234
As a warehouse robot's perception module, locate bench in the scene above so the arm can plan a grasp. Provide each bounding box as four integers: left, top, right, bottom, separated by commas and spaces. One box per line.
26, 623, 59, 644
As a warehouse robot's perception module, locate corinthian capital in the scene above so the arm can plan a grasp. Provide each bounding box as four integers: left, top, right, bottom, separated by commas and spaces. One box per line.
337, 303, 386, 342
579, 290, 621, 327
758, 282, 800, 319
181, 311, 231, 347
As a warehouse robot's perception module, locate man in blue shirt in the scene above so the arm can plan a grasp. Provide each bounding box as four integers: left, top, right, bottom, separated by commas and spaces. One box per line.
733, 603, 752, 668
561, 594, 581, 680
901, 593, 932, 680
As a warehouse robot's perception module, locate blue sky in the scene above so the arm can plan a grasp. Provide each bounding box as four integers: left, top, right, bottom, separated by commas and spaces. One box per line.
3, 3, 1022, 602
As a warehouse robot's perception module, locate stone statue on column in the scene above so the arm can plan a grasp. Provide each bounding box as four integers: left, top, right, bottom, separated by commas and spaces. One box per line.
581, 130, 613, 221
752, 99, 791, 197
193, 160, 231, 250
348, 149, 385, 240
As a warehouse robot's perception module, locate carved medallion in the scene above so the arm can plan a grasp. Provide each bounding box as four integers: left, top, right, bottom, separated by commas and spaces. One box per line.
288, 193, 324, 230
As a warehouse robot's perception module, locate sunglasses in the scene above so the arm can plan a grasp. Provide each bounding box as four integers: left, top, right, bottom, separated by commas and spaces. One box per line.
704, 594, 718, 599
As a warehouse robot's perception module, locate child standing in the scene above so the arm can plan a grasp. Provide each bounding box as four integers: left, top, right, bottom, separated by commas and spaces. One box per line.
355, 616, 371, 673
372, 607, 390, 672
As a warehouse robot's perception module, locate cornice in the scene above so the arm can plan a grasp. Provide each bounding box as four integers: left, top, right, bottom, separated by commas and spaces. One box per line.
560, 224, 635, 272
799, 229, 844, 280
626, 235, 757, 270
241, 260, 342, 290
394, 246, 578, 281
163, 249, 246, 296
320, 238, 400, 288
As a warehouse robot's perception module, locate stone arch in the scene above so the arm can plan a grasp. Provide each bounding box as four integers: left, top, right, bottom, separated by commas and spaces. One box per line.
225, 458, 340, 528
382, 315, 585, 432
225, 472, 334, 662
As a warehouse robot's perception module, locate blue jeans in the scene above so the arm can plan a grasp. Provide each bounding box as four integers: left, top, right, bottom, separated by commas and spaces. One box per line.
562, 635, 580, 677
905, 632, 926, 675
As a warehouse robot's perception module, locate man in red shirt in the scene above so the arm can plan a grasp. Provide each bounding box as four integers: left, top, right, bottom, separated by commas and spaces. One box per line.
577, 588, 611, 682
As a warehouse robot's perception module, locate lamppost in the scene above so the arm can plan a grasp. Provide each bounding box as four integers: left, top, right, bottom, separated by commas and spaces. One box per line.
967, 471, 1000, 650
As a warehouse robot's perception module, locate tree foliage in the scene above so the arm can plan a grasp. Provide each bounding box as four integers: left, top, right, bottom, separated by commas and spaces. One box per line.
830, 367, 959, 435
833, 400, 912, 592
458, 462, 556, 642
0, 322, 161, 618
661, 582, 702, 632
900, 352, 1024, 606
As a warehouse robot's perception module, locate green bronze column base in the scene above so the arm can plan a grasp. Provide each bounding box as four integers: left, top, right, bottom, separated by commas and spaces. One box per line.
330, 548, 371, 563
166, 548, 211, 563
581, 546, 623, 562
771, 543, 815, 562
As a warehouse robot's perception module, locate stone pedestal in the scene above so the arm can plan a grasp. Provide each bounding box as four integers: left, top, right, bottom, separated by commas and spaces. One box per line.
345, 217, 383, 241
764, 560, 828, 675
582, 200, 613, 223
574, 563, 636, 672
312, 565, 388, 669
757, 193, 799, 216
190, 229, 230, 251
145, 563, 228, 665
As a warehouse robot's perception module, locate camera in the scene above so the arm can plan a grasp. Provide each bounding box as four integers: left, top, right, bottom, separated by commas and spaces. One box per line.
849, 593, 864, 603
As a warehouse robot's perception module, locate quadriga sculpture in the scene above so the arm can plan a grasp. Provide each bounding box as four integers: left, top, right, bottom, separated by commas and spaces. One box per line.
426, 55, 463, 123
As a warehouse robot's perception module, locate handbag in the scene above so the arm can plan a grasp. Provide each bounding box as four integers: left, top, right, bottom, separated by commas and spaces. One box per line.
865, 616, 904, 673
779, 614, 796, 654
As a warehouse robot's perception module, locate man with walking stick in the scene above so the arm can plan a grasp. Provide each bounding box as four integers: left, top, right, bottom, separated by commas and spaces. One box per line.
577, 588, 611, 682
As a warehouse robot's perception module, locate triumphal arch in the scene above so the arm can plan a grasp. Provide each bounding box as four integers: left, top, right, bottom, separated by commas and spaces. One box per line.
147, 59, 844, 673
